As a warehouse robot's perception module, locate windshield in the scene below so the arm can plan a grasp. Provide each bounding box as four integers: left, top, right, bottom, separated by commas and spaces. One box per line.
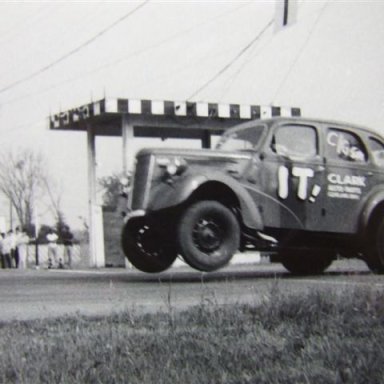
215, 125, 265, 151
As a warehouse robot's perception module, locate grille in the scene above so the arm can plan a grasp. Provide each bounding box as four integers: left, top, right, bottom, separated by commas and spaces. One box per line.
130, 154, 154, 210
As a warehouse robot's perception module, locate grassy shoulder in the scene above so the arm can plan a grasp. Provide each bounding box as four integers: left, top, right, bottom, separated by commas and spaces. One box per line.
1, 286, 383, 384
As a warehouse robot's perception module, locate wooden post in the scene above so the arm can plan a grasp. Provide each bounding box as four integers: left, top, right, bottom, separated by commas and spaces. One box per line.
87, 124, 105, 267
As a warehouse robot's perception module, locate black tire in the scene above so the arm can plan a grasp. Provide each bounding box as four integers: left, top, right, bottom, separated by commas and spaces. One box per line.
121, 218, 177, 273
178, 200, 240, 272
281, 250, 333, 275
365, 218, 384, 274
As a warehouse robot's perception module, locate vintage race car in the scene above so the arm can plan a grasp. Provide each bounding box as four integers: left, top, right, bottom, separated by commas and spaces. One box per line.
121, 117, 384, 274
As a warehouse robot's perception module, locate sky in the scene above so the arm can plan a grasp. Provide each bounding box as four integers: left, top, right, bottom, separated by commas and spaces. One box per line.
0, 0, 384, 229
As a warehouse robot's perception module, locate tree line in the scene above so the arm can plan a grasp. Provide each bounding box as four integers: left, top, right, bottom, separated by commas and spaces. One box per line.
0, 148, 68, 239
0, 147, 131, 241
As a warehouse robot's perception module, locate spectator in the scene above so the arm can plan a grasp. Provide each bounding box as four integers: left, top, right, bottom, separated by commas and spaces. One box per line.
9, 229, 17, 268
13, 227, 21, 268
2, 232, 12, 269
17, 229, 29, 269
61, 225, 74, 269
47, 229, 62, 269
0, 233, 4, 268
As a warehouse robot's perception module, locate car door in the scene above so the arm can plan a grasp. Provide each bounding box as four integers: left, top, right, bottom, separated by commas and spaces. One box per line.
253, 122, 326, 230
322, 126, 373, 233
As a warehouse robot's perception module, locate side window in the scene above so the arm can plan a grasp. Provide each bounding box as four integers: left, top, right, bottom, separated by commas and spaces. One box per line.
369, 137, 384, 166
326, 128, 367, 163
272, 125, 318, 158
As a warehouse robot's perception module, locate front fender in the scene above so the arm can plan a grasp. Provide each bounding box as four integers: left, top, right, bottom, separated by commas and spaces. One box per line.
149, 174, 208, 211
148, 172, 263, 230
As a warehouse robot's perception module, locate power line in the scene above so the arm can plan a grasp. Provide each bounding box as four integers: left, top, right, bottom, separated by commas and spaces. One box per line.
217, 32, 274, 103
271, 1, 329, 103
186, 18, 274, 101
0, 4, 108, 85
0, 1, 149, 95
1, 2, 251, 107
82, 2, 252, 81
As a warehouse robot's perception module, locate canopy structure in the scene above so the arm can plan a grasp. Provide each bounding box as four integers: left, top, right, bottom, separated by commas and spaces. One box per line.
50, 97, 301, 267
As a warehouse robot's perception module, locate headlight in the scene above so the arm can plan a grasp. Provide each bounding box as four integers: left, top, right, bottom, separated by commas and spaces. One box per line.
166, 163, 178, 176
156, 156, 187, 176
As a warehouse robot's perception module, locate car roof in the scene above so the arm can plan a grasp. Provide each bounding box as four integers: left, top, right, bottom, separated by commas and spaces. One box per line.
229, 116, 383, 140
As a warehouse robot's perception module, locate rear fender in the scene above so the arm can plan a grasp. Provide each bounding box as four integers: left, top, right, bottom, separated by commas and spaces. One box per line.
149, 173, 263, 230
360, 189, 384, 235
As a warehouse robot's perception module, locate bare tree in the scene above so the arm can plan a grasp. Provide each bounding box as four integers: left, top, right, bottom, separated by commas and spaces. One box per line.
0, 148, 47, 230
42, 175, 69, 234
99, 172, 131, 209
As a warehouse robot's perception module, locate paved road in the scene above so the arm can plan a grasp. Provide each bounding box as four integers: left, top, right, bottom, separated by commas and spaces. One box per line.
0, 259, 383, 322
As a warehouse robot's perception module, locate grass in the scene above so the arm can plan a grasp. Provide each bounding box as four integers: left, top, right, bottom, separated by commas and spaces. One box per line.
0, 285, 384, 383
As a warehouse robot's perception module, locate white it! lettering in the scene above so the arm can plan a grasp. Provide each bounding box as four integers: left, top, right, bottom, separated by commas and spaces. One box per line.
292, 167, 314, 200
278, 166, 289, 199
278, 166, 315, 200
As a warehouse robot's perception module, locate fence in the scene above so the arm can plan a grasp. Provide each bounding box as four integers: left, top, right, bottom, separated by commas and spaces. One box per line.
24, 243, 89, 269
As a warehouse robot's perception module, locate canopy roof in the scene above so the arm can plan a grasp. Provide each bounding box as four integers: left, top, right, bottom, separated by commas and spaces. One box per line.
49, 98, 301, 139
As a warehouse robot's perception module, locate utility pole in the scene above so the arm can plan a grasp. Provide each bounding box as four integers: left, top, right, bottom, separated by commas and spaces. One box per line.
9, 199, 13, 229
275, 0, 297, 31
34, 203, 39, 267
283, 0, 289, 26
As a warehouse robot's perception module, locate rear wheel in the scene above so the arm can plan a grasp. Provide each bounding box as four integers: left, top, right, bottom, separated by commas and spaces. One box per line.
177, 200, 240, 272
365, 218, 384, 274
121, 218, 177, 273
280, 250, 333, 275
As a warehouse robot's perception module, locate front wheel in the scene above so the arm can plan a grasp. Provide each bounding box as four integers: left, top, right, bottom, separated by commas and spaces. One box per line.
121, 218, 177, 273
280, 250, 333, 275
177, 201, 240, 272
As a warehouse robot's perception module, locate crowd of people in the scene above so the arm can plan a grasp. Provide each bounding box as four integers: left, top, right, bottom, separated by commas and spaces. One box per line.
0, 227, 29, 269
0, 226, 74, 270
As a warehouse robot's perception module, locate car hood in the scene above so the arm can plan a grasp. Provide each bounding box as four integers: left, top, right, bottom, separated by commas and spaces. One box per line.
137, 147, 252, 163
